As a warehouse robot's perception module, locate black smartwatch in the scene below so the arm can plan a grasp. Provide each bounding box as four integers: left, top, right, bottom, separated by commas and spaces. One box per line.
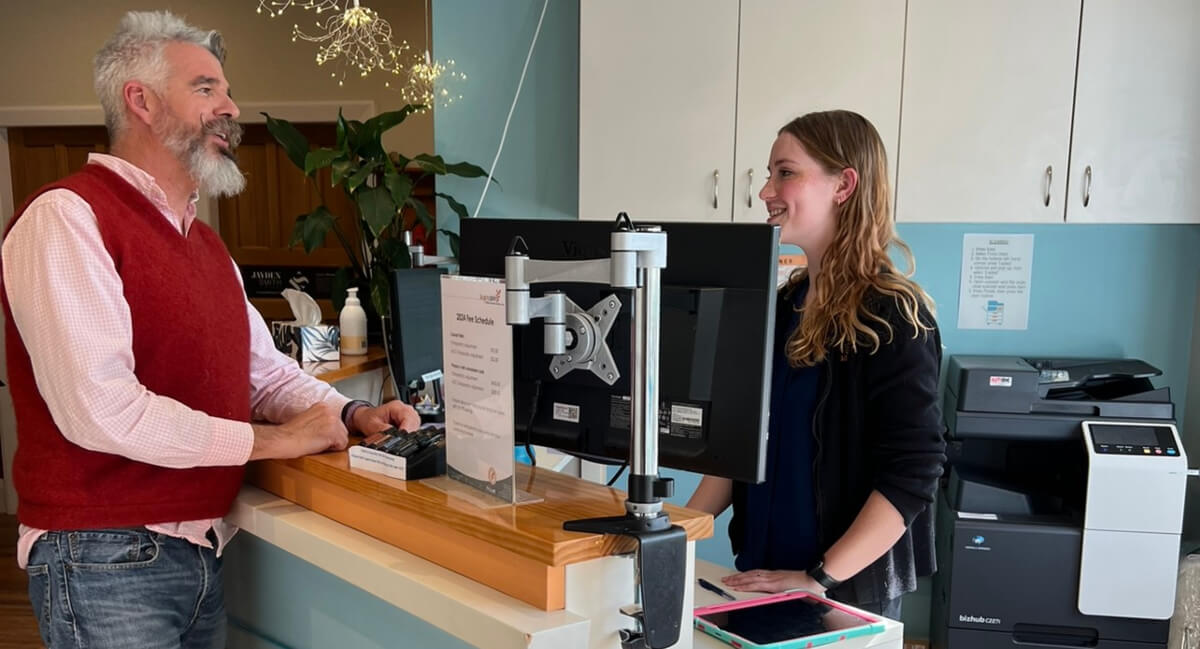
806, 559, 842, 590
340, 399, 372, 431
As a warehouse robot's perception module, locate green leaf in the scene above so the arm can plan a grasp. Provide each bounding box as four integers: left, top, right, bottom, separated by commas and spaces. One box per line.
331, 267, 353, 313
262, 112, 310, 171
438, 228, 461, 259
304, 148, 340, 176
411, 153, 448, 175
369, 268, 392, 318
378, 237, 411, 270
384, 172, 414, 209
444, 161, 490, 179
290, 206, 336, 253
331, 158, 355, 186
362, 105, 422, 141
356, 186, 396, 238
407, 197, 434, 232
435, 191, 469, 220
344, 119, 365, 153
336, 108, 348, 151
347, 161, 379, 193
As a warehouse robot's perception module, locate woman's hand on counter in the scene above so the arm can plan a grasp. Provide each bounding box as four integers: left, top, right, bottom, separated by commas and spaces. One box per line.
249, 402, 349, 460
350, 400, 422, 435
720, 569, 825, 596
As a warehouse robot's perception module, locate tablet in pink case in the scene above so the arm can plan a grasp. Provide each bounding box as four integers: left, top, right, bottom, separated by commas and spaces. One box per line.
694, 590, 885, 649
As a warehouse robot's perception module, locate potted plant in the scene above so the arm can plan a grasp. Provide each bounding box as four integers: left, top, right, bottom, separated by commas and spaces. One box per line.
262, 104, 491, 318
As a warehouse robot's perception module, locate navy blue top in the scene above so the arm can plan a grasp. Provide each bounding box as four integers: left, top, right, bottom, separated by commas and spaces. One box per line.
734, 285, 822, 573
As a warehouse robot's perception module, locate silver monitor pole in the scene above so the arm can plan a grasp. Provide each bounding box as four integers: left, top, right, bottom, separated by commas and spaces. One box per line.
504, 214, 685, 649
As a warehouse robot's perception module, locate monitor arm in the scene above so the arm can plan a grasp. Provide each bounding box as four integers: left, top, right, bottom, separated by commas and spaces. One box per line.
405, 230, 456, 268
504, 214, 686, 649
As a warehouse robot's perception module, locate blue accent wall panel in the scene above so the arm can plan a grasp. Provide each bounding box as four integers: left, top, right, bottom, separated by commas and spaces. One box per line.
224, 534, 473, 649
432, 0, 579, 242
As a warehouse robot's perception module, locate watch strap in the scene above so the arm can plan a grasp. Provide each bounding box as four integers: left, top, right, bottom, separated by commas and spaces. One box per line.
806, 559, 842, 590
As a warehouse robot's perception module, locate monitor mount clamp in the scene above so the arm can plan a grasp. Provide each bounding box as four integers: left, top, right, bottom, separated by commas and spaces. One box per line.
504, 213, 686, 649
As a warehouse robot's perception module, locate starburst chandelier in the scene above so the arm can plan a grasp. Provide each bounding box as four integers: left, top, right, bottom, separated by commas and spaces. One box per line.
256, 0, 409, 87
386, 0, 464, 111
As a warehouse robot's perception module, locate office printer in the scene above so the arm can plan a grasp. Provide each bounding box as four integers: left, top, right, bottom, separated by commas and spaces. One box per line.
933, 356, 1188, 649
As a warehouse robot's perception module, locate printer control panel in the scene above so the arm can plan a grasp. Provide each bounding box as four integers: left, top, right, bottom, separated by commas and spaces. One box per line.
1088, 423, 1179, 457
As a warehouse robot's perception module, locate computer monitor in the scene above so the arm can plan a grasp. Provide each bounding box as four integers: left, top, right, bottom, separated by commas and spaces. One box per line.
459, 218, 778, 483
387, 268, 446, 403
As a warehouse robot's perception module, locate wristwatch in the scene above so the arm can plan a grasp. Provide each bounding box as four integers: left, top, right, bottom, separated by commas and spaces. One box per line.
340, 399, 372, 431
806, 559, 843, 590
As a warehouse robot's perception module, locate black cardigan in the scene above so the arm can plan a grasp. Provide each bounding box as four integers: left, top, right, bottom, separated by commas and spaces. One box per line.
731, 283, 947, 606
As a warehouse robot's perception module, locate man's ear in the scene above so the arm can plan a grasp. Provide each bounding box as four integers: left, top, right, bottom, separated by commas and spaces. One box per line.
124, 81, 156, 127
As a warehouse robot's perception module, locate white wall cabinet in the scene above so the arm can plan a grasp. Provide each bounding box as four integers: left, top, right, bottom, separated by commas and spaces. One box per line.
896, 0, 1080, 223
578, 1, 739, 222
732, 1, 904, 223
579, 1, 904, 223
898, 0, 1200, 224
1066, 0, 1200, 224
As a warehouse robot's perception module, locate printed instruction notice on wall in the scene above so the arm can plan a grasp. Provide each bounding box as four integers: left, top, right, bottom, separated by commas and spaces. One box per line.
957, 234, 1034, 330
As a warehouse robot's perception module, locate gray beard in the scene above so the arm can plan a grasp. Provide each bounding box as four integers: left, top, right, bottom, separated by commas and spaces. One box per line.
157, 114, 246, 198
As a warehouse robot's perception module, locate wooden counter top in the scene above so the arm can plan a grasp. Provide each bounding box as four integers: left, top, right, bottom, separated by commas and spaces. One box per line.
302, 346, 388, 383
246, 453, 712, 611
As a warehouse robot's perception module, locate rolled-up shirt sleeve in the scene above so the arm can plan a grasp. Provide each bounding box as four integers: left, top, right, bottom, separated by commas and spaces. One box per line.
241, 283, 350, 424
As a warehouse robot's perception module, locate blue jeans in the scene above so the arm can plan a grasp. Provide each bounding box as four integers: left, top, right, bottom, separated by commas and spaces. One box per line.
26, 528, 226, 649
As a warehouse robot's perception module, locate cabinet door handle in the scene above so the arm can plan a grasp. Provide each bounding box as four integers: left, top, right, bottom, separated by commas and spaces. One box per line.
1043, 166, 1053, 207
1083, 165, 1092, 207
747, 169, 754, 208
712, 169, 719, 209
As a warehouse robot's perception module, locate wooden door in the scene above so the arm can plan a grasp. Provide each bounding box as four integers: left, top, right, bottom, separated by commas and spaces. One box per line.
7, 126, 109, 208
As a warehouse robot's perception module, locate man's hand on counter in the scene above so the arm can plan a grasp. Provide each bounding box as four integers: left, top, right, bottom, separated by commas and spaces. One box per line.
350, 400, 422, 435
249, 402, 349, 460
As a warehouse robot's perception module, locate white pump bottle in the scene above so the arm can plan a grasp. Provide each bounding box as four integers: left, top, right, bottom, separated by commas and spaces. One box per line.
339, 287, 368, 356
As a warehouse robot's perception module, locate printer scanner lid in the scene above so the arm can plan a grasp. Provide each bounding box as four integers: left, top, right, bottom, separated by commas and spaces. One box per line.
945, 356, 1173, 440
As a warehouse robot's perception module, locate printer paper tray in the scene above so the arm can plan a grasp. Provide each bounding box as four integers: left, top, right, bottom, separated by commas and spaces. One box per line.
948, 410, 1173, 440
944, 627, 1160, 649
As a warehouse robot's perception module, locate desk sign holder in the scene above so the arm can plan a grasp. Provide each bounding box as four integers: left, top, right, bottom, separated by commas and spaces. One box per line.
431, 275, 540, 508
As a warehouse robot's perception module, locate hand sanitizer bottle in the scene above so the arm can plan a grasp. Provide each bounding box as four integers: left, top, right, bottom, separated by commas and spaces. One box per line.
340, 287, 368, 356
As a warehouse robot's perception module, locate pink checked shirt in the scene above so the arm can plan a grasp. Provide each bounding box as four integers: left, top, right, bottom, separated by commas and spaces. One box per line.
2, 154, 350, 568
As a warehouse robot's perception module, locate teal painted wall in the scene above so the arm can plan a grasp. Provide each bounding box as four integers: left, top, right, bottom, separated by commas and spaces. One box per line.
432, 0, 578, 244
224, 534, 473, 649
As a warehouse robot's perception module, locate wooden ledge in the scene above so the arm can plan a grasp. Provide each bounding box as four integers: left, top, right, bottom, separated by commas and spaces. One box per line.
246, 454, 712, 611
301, 346, 388, 384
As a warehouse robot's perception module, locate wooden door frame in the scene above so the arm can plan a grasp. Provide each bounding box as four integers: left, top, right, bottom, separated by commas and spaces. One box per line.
0, 101, 375, 515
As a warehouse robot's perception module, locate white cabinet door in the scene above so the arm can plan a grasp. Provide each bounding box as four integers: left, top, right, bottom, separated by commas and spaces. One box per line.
1067, 0, 1200, 224
732, 0, 905, 224
578, 0, 739, 222
895, 0, 1080, 223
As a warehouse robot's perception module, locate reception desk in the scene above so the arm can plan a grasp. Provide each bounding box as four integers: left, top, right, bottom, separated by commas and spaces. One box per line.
223, 353, 902, 649
226, 450, 712, 649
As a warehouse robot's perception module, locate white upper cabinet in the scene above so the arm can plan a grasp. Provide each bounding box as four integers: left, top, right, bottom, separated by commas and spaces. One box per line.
579, 1, 905, 223
578, 1, 739, 222
732, 1, 905, 224
1066, 0, 1200, 224
896, 0, 1080, 223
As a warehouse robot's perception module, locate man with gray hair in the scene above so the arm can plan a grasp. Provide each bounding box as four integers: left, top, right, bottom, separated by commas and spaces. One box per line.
1, 11, 420, 647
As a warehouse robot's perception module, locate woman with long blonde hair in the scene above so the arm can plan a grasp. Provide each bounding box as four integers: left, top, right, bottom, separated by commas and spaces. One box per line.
688, 110, 945, 617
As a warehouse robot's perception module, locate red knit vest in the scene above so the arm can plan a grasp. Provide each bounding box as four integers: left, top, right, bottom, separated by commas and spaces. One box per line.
2, 163, 250, 530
